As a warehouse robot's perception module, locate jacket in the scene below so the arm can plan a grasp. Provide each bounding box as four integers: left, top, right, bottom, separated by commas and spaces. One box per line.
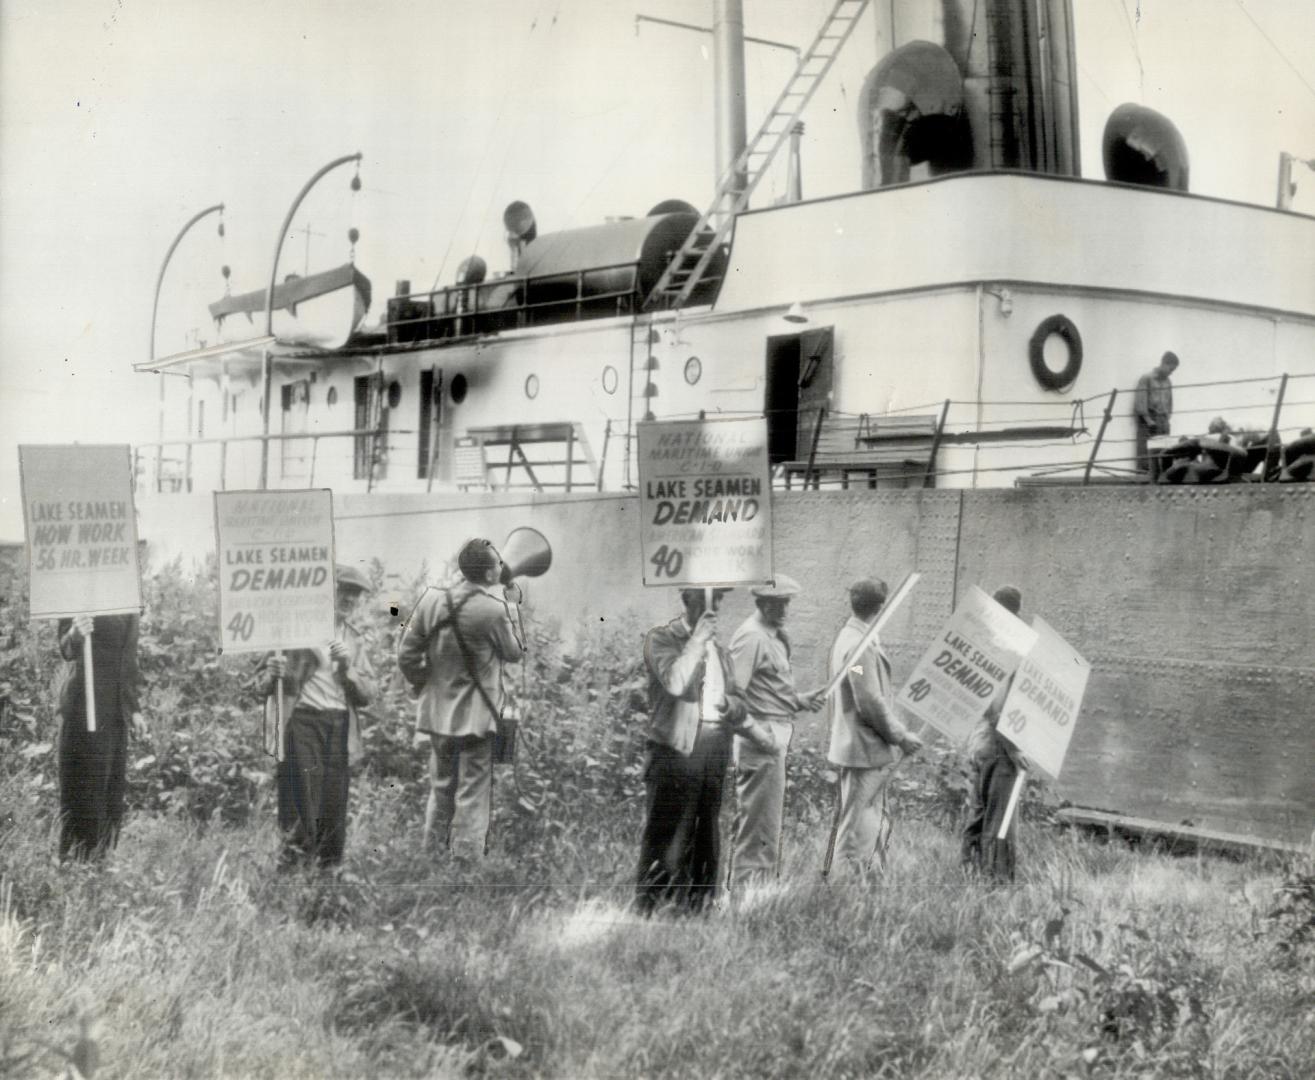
826, 616, 913, 768
643, 615, 748, 756
397, 580, 524, 739
56, 613, 140, 728
257, 619, 376, 761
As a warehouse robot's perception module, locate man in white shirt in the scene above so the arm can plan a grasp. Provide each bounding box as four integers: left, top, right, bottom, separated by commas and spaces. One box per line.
823, 578, 922, 878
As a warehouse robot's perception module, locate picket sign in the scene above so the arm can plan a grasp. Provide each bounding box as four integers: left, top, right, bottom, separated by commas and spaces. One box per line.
19, 444, 144, 734
994, 617, 1091, 838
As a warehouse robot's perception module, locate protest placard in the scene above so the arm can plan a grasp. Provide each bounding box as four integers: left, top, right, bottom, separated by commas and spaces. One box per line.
637, 417, 772, 587
996, 615, 1090, 780
896, 585, 1038, 743
214, 489, 335, 654
19, 444, 142, 619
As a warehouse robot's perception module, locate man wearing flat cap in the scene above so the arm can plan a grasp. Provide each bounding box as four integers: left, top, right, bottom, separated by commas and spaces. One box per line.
636, 587, 749, 914
728, 574, 826, 889
399, 538, 524, 860
824, 578, 923, 878
259, 565, 377, 870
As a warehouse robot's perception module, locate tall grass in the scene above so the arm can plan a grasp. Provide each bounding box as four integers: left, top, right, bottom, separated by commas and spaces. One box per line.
2, 551, 1312, 1077
3, 771, 1312, 1079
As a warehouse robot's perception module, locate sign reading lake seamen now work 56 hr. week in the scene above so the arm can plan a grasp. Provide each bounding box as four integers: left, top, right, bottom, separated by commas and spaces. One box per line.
19, 444, 142, 619
637, 417, 773, 586
896, 586, 1038, 744
997, 615, 1091, 780
214, 489, 335, 653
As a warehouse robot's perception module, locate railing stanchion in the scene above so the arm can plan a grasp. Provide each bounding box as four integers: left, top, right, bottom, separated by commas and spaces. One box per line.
1084, 388, 1119, 485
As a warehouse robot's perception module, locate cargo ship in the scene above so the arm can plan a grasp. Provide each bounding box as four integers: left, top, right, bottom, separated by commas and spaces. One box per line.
135, 1, 1314, 850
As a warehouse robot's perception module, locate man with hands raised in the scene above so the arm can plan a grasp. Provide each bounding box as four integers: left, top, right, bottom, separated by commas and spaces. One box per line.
258, 565, 377, 870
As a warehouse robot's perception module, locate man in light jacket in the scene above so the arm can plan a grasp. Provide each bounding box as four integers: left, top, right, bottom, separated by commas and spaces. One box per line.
823, 578, 922, 878
636, 587, 749, 914
398, 538, 524, 859
728, 574, 825, 889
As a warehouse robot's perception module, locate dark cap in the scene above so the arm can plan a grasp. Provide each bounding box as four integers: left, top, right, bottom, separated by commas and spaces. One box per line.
336, 565, 371, 593
457, 538, 500, 582
992, 585, 1022, 615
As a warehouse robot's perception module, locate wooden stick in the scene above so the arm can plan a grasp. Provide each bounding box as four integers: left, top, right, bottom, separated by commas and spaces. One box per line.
997, 769, 1026, 840
275, 650, 286, 763
83, 629, 96, 733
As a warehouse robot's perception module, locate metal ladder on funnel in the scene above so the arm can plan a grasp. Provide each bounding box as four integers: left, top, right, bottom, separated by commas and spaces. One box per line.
642, 0, 870, 312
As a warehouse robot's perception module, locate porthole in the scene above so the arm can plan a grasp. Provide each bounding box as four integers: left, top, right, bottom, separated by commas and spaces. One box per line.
684, 356, 703, 385
387, 380, 402, 409
450, 373, 468, 404
602, 365, 618, 394
326, 386, 339, 407
525, 374, 540, 399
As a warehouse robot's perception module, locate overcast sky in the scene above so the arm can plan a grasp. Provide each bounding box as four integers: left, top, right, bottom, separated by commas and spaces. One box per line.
2, 0, 1313, 540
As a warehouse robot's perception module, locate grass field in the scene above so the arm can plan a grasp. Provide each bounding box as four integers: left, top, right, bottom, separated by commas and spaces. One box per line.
2, 554, 1312, 1078
2, 771, 1312, 1080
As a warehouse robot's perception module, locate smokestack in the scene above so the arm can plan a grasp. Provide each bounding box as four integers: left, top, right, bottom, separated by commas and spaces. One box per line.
713, 0, 747, 209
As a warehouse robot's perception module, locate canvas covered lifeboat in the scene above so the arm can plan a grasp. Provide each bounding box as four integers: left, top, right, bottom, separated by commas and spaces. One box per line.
208, 262, 372, 350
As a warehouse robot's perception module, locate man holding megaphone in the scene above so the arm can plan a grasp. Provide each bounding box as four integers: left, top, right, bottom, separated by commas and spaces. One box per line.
399, 537, 526, 859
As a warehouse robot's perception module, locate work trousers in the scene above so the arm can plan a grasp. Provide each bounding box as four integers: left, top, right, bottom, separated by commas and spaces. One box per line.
426, 733, 494, 858
1135, 415, 1169, 477
277, 707, 351, 869
827, 762, 898, 879
58, 713, 128, 861
961, 743, 1019, 883
635, 726, 733, 915
729, 719, 793, 890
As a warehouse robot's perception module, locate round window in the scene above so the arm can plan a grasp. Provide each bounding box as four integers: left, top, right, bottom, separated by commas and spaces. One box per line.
450, 373, 468, 404
326, 386, 339, 407
684, 356, 703, 386
387, 381, 402, 409
602, 365, 618, 394
525, 374, 540, 399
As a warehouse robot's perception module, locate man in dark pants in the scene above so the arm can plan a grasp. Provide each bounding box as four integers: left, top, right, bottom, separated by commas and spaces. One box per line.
55, 612, 146, 861
636, 588, 749, 915
260, 566, 376, 870
961, 585, 1029, 883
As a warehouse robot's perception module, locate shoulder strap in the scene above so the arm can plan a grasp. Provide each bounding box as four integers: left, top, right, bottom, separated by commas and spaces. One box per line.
446, 588, 502, 721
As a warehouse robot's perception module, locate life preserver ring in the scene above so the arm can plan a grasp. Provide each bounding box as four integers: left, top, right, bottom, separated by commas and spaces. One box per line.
1028, 315, 1083, 391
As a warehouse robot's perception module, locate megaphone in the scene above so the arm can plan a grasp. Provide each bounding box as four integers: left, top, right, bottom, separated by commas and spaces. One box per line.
500, 526, 552, 584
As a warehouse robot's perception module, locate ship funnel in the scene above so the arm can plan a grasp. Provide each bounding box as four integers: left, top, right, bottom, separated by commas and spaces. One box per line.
862, 0, 1081, 184
503, 200, 537, 271
456, 255, 487, 286
1102, 104, 1190, 192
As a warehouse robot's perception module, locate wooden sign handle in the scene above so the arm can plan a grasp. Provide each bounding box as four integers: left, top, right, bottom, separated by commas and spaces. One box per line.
83, 628, 96, 733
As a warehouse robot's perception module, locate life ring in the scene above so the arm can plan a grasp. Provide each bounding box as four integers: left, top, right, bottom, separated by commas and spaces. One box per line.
1028, 315, 1083, 391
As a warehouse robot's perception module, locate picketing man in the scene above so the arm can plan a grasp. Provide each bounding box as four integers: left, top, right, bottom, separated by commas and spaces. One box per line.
398, 538, 524, 860
1133, 350, 1179, 475
961, 585, 1029, 883
823, 578, 923, 879
727, 575, 826, 889
53, 611, 147, 861
258, 565, 377, 870
635, 586, 749, 914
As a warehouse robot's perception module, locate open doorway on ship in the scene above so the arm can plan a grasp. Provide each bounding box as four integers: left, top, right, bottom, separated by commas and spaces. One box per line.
763, 326, 833, 466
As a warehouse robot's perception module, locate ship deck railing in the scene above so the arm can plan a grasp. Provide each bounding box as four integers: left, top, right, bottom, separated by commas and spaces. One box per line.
385, 260, 650, 346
